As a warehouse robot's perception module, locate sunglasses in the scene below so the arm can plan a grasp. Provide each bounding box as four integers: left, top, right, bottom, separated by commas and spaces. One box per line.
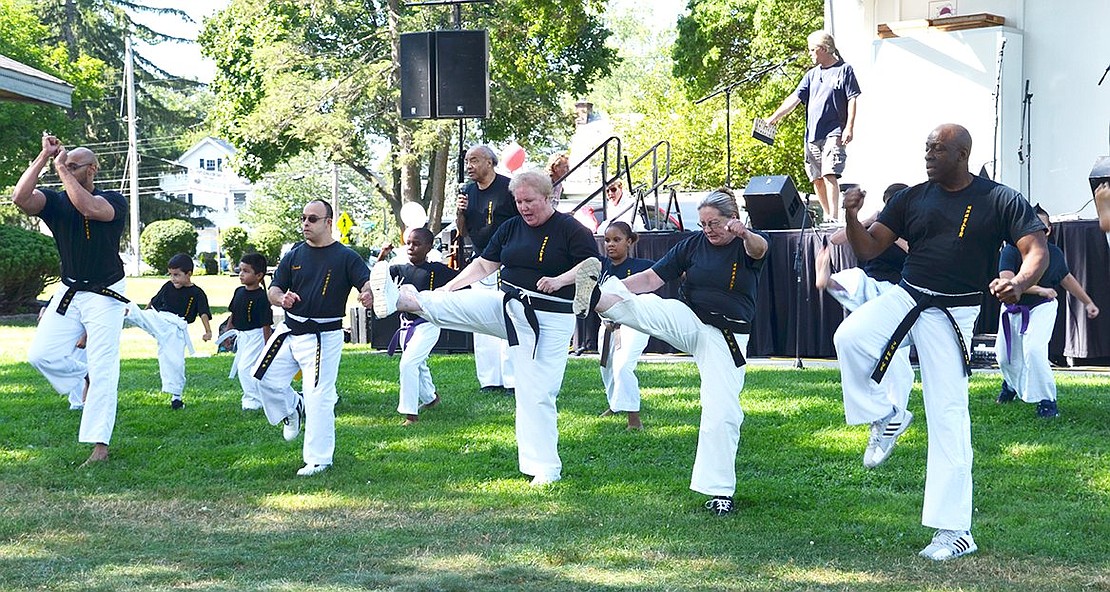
301, 214, 327, 223
66, 162, 92, 172
606, 186, 620, 193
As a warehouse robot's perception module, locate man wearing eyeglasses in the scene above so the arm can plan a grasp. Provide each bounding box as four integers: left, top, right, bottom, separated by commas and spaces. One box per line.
12, 134, 129, 467
456, 145, 519, 395
251, 199, 373, 476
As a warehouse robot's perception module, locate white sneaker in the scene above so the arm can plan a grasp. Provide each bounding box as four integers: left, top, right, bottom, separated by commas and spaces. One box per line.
370, 262, 398, 318
296, 463, 330, 477
69, 403, 84, 411
919, 529, 977, 560
573, 257, 602, 317
863, 407, 913, 468
529, 473, 561, 487
282, 394, 304, 441
241, 398, 263, 411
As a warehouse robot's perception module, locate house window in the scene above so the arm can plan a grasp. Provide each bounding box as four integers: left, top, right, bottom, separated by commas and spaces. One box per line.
187, 193, 193, 204
205, 159, 217, 171
233, 192, 247, 207
217, 158, 223, 171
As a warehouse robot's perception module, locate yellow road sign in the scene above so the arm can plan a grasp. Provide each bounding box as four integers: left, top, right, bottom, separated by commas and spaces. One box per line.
336, 212, 354, 235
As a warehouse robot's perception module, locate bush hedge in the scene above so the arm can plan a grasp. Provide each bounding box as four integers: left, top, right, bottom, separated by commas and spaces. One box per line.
140, 219, 197, 273
0, 224, 60, 314
251, 223, 286, 265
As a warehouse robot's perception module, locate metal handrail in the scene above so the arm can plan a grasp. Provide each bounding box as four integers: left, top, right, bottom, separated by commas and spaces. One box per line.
556, 136, 623, 214
604, 141, 679, 230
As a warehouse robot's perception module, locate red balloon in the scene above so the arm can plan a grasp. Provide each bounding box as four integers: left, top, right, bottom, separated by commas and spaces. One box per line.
502, 143, 527, 172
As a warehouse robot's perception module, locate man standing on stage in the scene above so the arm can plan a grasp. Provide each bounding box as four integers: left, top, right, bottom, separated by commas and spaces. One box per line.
455, 144, 519, 394
833, 123, 1047, 560
253, 199, 372, 476
767, 30, 861, 223
13, 134, 129, 467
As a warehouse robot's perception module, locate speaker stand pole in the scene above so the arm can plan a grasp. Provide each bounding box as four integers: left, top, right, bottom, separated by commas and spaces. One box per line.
793, 195, 811, 369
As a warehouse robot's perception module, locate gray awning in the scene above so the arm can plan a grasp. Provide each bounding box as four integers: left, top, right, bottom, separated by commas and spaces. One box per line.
0, 53, 74, 108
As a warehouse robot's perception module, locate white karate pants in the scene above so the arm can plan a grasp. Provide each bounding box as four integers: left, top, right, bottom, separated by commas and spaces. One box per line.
397, 321, 441, 415
472, 274, 515, 388
598, 278, 746, 497
995, 300, 1058, 403
417, 288, 573, 481
834, 284, 979, 531
599, 322, 650, 413
229, 328, 267, 407
28, 280, 127, 445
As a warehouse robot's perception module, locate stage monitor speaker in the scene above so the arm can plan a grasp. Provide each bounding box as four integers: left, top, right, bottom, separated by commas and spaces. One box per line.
742, 175, 806, 230
435, 30, 489, 118
1090, 156, 1110, 193
400, 32, 435, 119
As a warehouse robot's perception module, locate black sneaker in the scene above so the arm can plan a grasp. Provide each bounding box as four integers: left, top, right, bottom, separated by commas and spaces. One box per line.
170, 398, 185, 410
704, 496, 733, 516
996, 381, 1017, 404
1036, 400, 1059, 418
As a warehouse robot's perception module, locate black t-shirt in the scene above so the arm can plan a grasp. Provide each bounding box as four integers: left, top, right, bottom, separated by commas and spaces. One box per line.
391, 260, 459, 322
877, 177, 1045, 294
602, 256, 654, 281
482, 210, 600, 300
861, 244, 907, 284
652, 231, 769, 324
999, 242, 1069, 306
37, 187, 127, 285
462, 174, 518, 255
390, 260, 459, 292
229, 286, 273, 330
150, 282, 211, 323
272, 242, 370, 319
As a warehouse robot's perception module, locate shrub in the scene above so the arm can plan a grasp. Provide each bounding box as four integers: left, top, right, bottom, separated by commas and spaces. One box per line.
0, 224, 60, 313
140, 219, 197, 273
199, 252, 219, 275
251, 223, 286, 265
220, 226, 250, 265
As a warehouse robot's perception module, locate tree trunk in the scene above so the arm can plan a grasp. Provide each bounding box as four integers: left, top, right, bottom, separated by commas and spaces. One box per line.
425, 126, 452, 232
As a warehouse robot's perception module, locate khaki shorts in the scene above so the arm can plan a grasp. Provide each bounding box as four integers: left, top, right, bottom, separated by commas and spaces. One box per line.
805, 137, 846, 182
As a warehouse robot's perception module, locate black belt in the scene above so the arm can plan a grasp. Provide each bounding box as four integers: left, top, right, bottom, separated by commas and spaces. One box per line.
692, 309, 750, 368
501, 285, 573, 358
599, 320, 620, 368
56, 276, 129, 316
254, 316, 342, 387
870, 281, 981, 384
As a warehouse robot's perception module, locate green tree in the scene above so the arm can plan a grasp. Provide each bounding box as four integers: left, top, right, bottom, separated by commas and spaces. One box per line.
0, 224, 61, 313
0, 0, 106, 187
200, 0, 616, 232
665, 0, 822, 188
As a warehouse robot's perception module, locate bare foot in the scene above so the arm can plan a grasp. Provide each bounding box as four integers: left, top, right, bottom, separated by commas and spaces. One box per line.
79, 443, 108, 467
402, 414, 418, 426
598, 408, 615, 418
814, 245, 832, 291
627, 411, 643, 431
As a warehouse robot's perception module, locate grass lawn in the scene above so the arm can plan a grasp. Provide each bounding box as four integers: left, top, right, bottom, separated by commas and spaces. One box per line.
0, 277, 1107, 591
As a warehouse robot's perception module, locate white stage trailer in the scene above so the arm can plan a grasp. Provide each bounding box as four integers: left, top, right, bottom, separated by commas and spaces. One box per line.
825, 0, 1110, 220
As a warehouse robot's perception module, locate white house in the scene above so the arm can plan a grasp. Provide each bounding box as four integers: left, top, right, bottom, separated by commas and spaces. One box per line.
159, 136, 255, 253
825, 0, 1110, 220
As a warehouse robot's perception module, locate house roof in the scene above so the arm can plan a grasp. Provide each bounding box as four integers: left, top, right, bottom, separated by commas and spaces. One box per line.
176, 136, 238, 164
0, 53, 73, 108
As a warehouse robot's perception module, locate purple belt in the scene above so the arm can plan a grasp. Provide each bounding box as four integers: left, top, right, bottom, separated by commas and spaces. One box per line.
388, 316, 427, 355
1001, 298, 1050, 363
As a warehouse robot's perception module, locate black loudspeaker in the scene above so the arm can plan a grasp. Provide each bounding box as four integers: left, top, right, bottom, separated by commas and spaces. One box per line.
742, 175, 807, 230
1090, 156, 1110, 193
400, 32, 435, 119
435, 30, 489, 118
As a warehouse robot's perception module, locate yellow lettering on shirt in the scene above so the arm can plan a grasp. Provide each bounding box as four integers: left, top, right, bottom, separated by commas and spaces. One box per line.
958, 205, 972, 238
538, 236, 549, 262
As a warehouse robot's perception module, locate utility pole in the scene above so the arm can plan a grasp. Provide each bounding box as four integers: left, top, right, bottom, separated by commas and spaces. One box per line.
124, 37, 141, 275
331, 162, 340, 238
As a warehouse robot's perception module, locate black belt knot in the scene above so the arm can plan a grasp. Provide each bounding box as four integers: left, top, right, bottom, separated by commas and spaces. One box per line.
501, 285, 572, 358
870, 281, 981, 384
56, 276, 129, 316
254, 316, 342, 387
